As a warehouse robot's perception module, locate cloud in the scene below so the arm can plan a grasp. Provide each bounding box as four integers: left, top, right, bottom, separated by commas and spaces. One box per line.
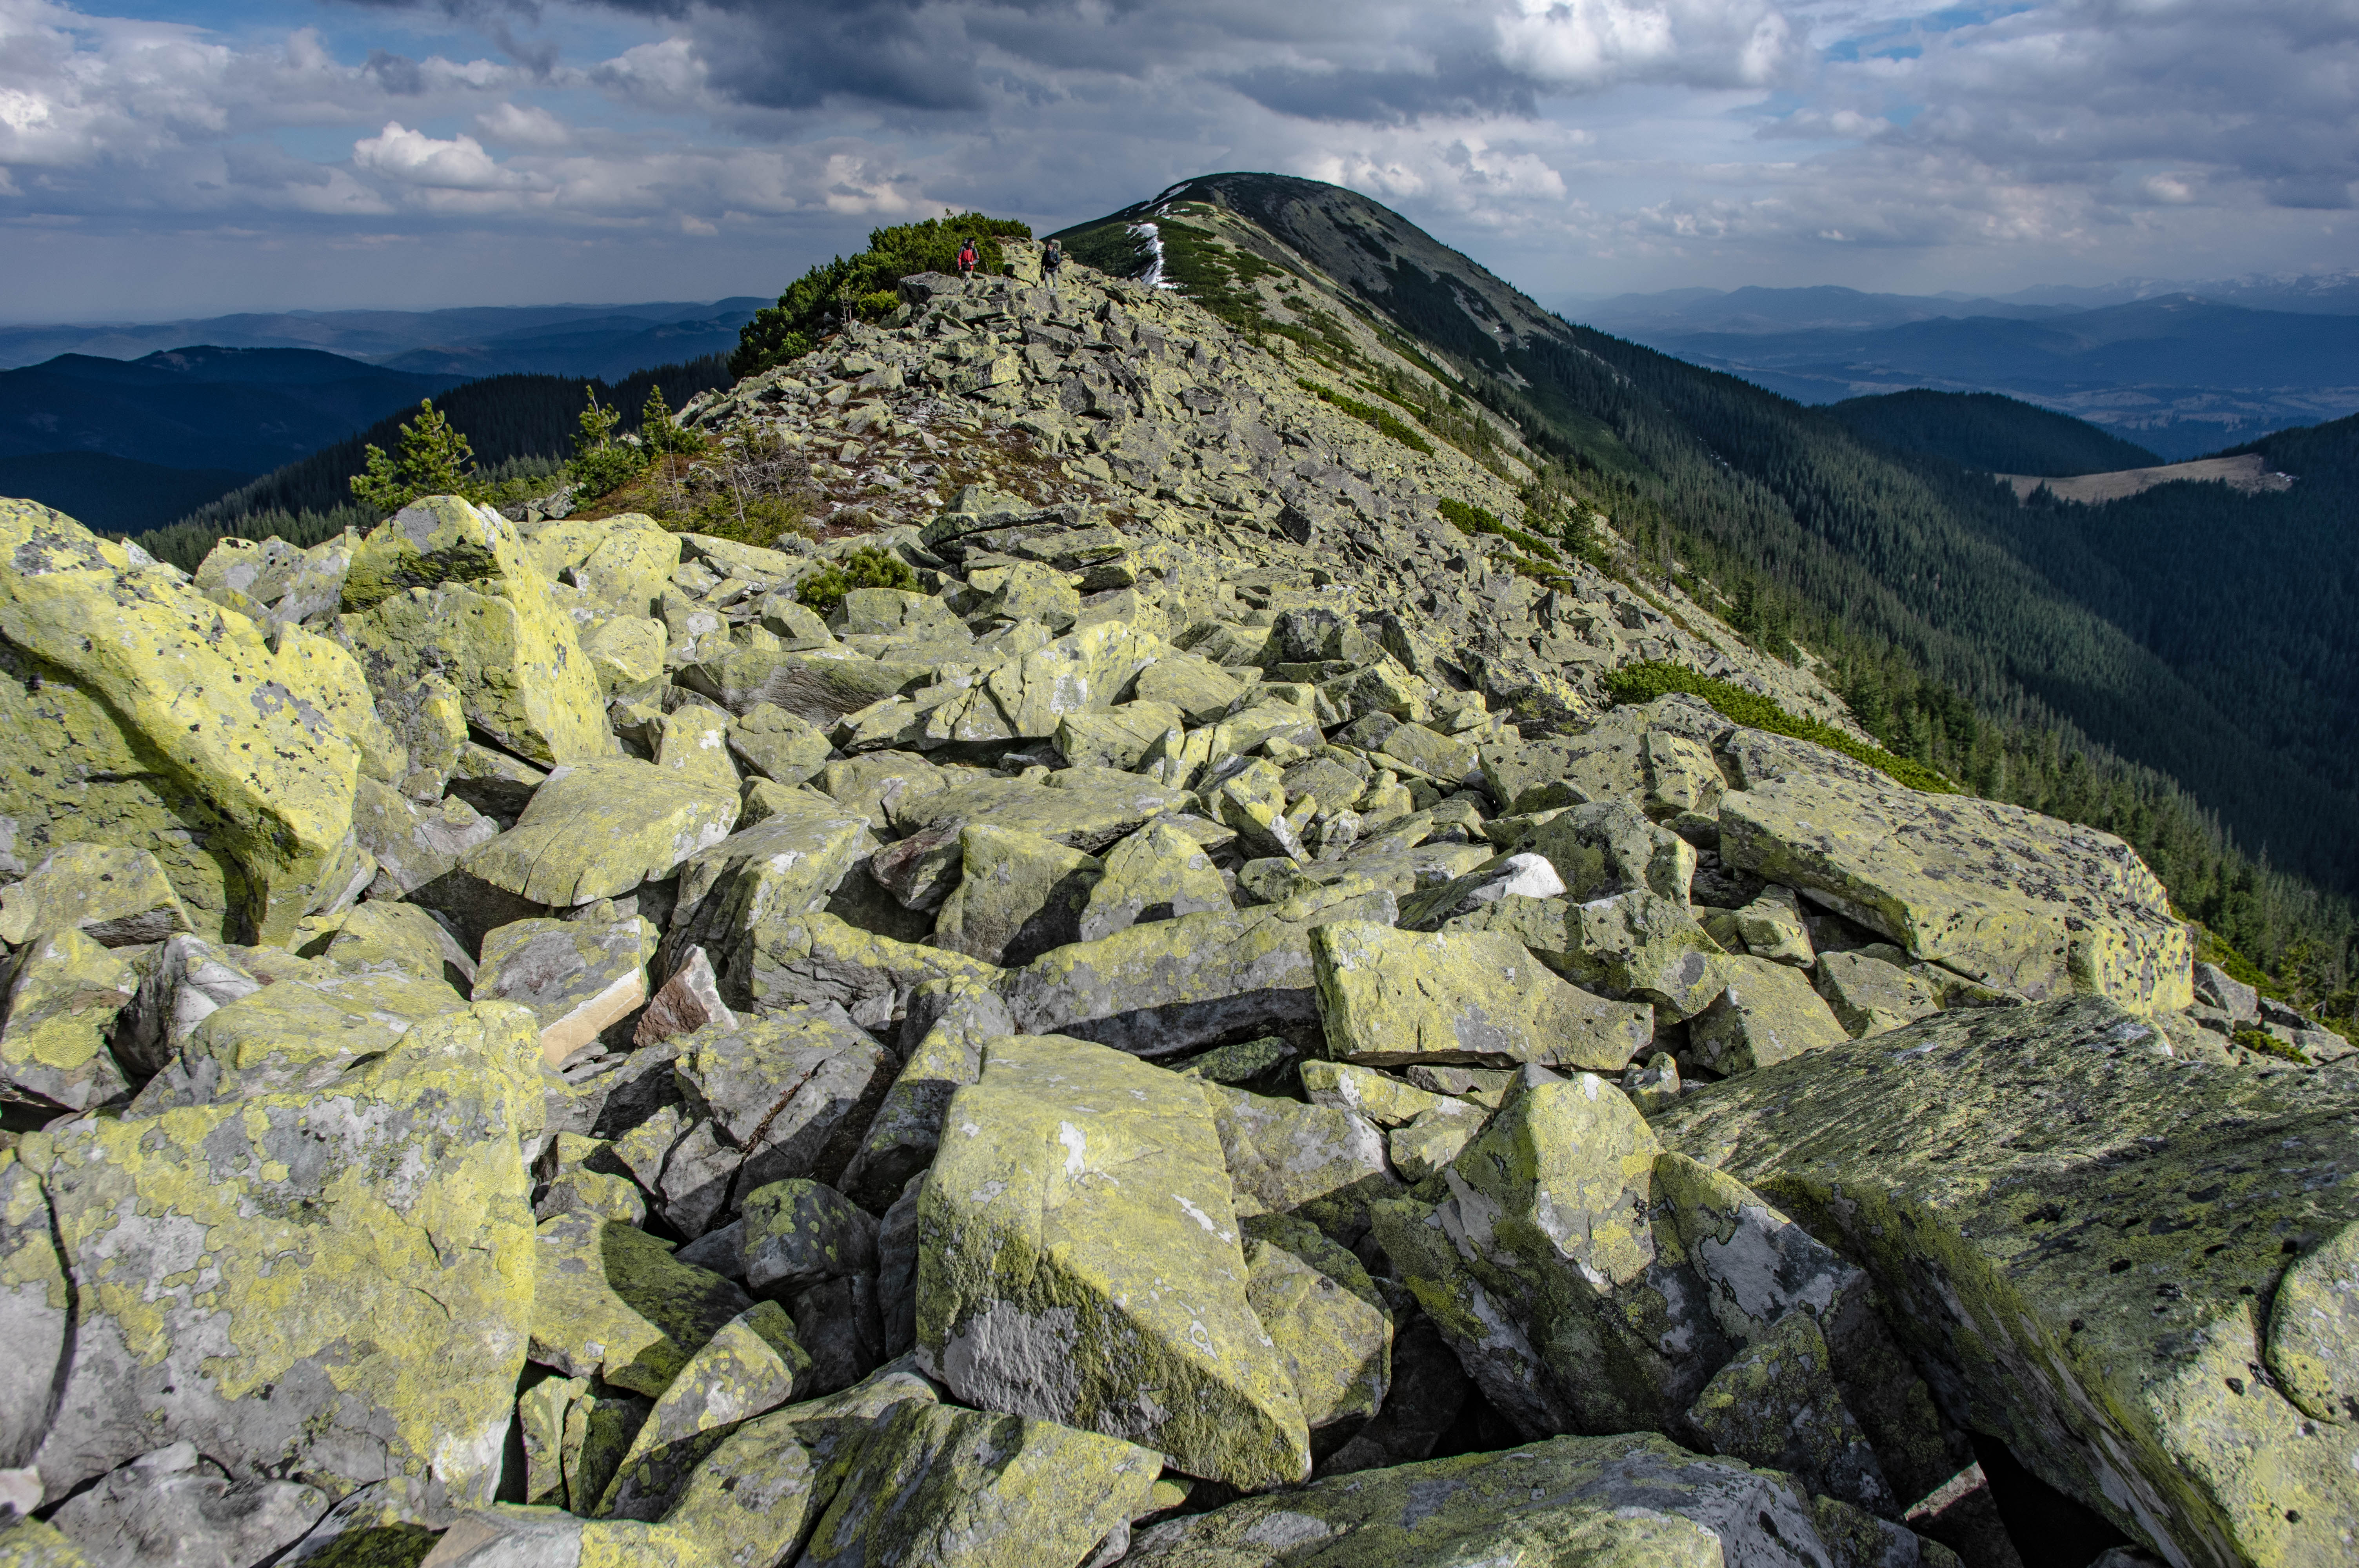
0, 0, 2353, 318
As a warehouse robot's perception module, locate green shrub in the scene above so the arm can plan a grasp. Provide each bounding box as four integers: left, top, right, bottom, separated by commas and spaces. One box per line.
1438, 496, 1561, 562
732, 211, 1033, 379
1298, 379, 1435, 456
1603, 661, 1957, 794
638, 385, 707, 458
2232, 1026, 2308, 1063
566, 387, 648, 501
796, 545, 917, 615
349, 399, 480, 514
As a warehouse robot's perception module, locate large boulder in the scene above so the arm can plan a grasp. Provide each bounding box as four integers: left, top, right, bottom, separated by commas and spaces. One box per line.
916, 1033, 1311, 1488
1312, 920, 1652, 1072
2, 501, 372, 943
1652, 995, 2359, 1564
1718, 764, 2192, 1012
338, 495, 611, 768
23, 1003, 542, 1514
459, 758, 739, 909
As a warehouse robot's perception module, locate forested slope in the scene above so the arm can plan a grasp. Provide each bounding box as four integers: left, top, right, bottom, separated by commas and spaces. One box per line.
134, 355, 729, 570
1823, 389, 2162, 476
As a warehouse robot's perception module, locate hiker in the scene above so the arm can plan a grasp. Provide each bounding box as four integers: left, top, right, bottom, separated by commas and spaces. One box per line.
956, 237, 979, 278
1043, 238, 1063, 289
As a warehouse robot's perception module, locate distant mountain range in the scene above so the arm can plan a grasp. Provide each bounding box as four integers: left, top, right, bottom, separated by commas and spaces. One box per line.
1570, 284, 2359, 460
0, 301, 763, 532
0, 299, 767, 378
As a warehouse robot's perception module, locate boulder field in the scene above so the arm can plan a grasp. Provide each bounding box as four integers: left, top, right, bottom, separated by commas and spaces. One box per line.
0, 252, 2351, 1568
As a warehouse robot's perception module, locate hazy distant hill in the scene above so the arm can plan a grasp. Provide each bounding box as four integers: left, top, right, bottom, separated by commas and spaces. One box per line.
376, 310, 756, 380
1579, 290, 2359, 459
0, 299, 768, 373
1825, 390, 2163, 476
0, 347, 460, 473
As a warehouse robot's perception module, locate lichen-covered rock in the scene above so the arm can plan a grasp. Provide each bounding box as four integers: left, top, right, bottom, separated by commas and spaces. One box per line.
1386, 1101, 1485, 1183
1294, 1058, 1446, 1126
1508, 799, 1696, 903
338, 496, 610, 767
1687, 954, 1850, 1076
1652, 994, 2359, 1564
1201, 1081, 1401, 1246
1311, 920, 1652, 1071
1, 927, 135, 1112
1685, 1308, 1893, 1516
1814, 947, 1943, 1038
1731, 882, 1815, 966
740, 1180, 878, 1298
794, 1396, 1163, 1568
2, 502, 369, 944
1076, 818, 1230, 942
1370, 1071, 1729, 1441
649, 702, 737, 789
460, 758, 739, 909
916, 1032, 1311, 1488
0, 1161, 67, 1472
663, 1010, 897, 1231
1463, 889, 1730, 1022
529, 1209, 754, 1397
1719, 773, 2192, 1013
1003, 906, 1319, 1058
747, 912, 1002, 1034
135, 958, 466, 1108
475, 914, 653, 1066
0, 844, 189, 949
350, 780, 498, 897
25, 1002, 542, 1512
931, 823, 1101, 967
667, 808, 874, 988
1126, 1431, 1953, 1567
893, 773, 1189, 855
1242, 1213, 1392, 1430
727, 703, 834, 786
324, 898, 471, 986
1054, 701, 1184, 771
599, 1300, 810, 1520
838, 979, 1010, 1212
50, 1442, 331, 1568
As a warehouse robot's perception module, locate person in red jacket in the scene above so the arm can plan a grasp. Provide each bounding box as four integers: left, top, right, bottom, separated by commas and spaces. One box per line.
955, 237, 979, 278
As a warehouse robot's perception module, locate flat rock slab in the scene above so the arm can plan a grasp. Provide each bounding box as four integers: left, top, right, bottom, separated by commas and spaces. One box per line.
916, 1032, 1310, 1489
0, 843, 189, 948
1719, 773, 2192, 1012
1312, 920, 1651, 1071
461, 757, 739, 909
1003, 907, 1319, 1058
1127, 1431, 1946, 1567
1652, 994, 2359, 1565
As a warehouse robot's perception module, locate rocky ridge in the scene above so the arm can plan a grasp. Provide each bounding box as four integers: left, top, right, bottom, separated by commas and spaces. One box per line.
0, 244, 2351, 1568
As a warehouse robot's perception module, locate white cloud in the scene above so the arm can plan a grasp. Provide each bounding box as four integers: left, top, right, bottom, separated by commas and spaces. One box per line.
0, 0, 2353, 314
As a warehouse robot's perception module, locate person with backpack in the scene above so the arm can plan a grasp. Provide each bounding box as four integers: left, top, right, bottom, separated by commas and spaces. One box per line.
1043, 238, 1063, 291
955, 237, 979, 278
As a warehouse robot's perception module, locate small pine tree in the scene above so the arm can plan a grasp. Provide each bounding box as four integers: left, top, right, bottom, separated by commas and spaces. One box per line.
349, 399, 478, 514
567, 385, 645, 500
639, 384, 705, 457
574, 386, 622, 457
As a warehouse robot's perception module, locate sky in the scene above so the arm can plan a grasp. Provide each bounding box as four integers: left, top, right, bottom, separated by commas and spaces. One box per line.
0, 0, 2353, 321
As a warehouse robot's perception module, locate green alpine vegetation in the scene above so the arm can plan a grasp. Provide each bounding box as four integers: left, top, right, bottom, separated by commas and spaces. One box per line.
730, 212, 1032, 380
